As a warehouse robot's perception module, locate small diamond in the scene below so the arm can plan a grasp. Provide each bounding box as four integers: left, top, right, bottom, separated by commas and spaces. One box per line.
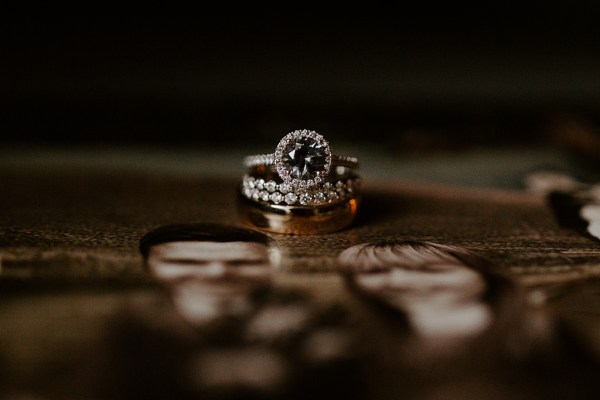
279, 184, 292, 194
243, 187, 253, 198
256, 179, 265, 190
328, 191, 339, 202
347, 179, 358, 194
251, 189, 260, 201
259, 190, 269, 201
323, 182, 332, 190
270, 192, 283, 204
313, 192, 327, 204
284, 192, 298, 205
265, 180, 277, 193
248, 177, 256, 189
299, 193, 313, 205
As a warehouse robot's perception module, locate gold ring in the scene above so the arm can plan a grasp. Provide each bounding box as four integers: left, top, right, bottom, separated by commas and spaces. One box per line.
237, 193, 360, 234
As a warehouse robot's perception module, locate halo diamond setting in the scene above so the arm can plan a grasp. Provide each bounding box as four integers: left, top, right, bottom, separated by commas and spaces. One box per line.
274, 129, 332, 189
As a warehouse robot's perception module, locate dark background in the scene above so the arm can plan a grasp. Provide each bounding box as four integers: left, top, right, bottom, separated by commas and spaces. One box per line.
2, 11, 600, 154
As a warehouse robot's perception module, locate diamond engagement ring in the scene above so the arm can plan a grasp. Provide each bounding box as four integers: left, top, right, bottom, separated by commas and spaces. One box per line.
243, 129, 359, 189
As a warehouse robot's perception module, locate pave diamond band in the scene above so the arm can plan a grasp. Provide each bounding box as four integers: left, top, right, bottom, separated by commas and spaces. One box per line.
241, 174, 361, 207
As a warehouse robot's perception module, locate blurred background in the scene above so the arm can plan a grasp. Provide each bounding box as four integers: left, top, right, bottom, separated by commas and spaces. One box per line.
5, 13, 600, 400
2, 11, 600, 187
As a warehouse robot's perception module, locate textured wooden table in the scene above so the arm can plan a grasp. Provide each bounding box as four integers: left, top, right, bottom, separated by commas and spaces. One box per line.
1, 154, 600, 399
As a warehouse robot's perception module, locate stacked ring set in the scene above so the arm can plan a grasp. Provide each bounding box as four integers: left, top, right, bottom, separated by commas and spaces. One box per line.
238, 129, 361, 234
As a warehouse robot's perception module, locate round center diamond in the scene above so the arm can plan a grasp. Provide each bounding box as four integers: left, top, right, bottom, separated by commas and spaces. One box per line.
275, 130, 332, 188
282, 137, 328, 180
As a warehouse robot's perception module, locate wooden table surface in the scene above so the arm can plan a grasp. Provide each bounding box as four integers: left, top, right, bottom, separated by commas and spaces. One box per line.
2, 148, 600, 399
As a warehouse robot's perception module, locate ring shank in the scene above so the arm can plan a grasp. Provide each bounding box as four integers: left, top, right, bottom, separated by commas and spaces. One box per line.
244, 154, 359, 170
